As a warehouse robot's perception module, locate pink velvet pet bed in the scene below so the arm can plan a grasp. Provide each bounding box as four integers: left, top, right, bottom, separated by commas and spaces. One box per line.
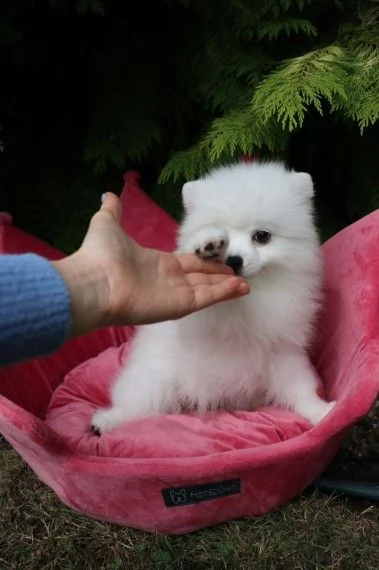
1, 171, 378, 535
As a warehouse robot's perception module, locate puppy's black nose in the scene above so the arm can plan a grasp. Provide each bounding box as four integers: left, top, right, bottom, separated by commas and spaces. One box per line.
225, 255, 243, 274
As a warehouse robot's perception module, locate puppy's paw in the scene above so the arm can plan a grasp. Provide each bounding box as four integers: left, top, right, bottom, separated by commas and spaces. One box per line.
319, 400, 337, 421
91, 407, 126, 435
187, 227, 228, 260
304, 400, 337, 425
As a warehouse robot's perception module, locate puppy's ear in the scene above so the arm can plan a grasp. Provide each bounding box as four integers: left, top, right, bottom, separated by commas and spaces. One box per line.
291, 171, 314, 199
182, 180, 207, 211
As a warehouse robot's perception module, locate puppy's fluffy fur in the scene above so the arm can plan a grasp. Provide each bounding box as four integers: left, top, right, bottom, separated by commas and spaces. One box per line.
92, 162, 335, 433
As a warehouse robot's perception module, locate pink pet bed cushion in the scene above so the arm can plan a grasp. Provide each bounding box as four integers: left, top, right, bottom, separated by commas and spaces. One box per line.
46, 342, 311, 459
1, 171, 378, 534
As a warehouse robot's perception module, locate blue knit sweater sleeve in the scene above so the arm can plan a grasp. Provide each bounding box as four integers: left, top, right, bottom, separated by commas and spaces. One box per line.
0, 254, 71, 367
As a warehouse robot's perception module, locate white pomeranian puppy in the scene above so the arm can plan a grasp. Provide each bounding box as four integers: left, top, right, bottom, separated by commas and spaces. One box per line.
92, 161, 335, 434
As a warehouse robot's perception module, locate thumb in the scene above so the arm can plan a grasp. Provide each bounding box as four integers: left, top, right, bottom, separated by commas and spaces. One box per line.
100, 192, 123, 223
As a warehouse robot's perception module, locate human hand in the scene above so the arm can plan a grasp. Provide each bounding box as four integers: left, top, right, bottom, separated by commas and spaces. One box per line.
53, 192, 250, 336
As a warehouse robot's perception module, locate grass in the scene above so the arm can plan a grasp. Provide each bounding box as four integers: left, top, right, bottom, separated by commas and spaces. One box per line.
1, 440, 378, 569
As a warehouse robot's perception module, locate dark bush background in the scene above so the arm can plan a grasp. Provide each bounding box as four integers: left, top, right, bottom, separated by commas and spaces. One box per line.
0, 0, 378, 252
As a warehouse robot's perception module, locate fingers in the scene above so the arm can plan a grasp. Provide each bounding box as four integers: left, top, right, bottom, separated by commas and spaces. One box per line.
186, 271, 250, 289
189, 276, 250, 312
175, 253, 234, 275
186, 273, 242, 286
100, 192, 123, 223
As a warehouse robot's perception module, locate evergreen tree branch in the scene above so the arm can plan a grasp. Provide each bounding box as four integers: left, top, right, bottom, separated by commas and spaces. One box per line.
159, 107, 287, 183
252, 45, 351, 131
256, 18, 317, 41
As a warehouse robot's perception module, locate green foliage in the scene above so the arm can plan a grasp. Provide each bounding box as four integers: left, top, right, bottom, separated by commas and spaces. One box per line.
252, 45, 351, 131
256, 18, 317, 41
75, 0, 104, 15
160, 107, 287, 183
0, 20, 20, 44
47, 0, 104, 14
334, 6, 379, 131
83, 101, 162, 173
0, 0, 378, 243
160, 0, 378, 186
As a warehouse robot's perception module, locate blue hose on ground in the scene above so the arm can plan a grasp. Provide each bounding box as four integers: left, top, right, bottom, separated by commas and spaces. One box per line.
314, 477, 379, 501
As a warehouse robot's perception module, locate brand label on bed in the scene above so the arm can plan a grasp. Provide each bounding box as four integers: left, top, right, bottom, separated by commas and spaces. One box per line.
162, 479, 241, 507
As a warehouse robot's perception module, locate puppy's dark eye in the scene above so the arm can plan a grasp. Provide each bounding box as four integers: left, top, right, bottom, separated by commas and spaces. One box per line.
252, 230, 271, 244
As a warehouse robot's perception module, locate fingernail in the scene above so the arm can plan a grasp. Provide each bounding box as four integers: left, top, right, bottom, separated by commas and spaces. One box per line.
242, 283, 251, 295
101, 193, 107, 204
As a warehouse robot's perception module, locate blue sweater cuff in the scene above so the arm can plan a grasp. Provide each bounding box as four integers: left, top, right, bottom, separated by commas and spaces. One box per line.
0, 254, 71, 366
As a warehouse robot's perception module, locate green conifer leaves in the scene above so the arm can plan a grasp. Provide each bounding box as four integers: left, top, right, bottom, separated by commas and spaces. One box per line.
256, 18, 317, 41
159, 108, 286, 182
252, 46, 351, 131
161, 0, 378, 182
